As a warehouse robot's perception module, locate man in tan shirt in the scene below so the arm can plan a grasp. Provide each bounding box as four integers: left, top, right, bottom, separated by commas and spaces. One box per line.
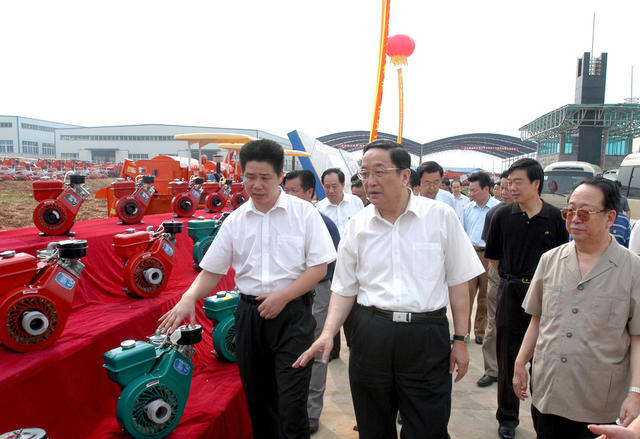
513, 177, 640, 438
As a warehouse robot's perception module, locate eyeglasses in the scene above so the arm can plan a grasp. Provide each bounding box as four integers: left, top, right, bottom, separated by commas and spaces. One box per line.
560, 208, 608, 222
357, 167, 400, 180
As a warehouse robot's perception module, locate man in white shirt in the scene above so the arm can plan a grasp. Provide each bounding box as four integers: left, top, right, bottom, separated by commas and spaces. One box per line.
316, 168, 365, 236
159, 139, 337, 439
461, 172, 499, 345
294, 140, 484, 438
417, 161, 457, 210
451, 179, 470, 219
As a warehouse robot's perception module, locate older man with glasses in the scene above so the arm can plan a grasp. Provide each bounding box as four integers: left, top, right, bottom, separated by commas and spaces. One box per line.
513, 177, 640, 438
294, 140, 484, 439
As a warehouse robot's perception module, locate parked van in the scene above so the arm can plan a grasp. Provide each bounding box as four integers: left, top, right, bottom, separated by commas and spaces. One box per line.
617, 153, 640, 219
541, 161, 602, 209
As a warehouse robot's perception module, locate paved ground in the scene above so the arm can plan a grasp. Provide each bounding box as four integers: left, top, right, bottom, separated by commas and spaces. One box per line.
315, 309, 537, 439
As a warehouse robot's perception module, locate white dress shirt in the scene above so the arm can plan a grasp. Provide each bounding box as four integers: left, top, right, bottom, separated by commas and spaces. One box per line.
316, 193, 365, 236
331, 192, 485, 312
200, 189, 337, 296
452, 193, 470, 219
434, 189, 456, 210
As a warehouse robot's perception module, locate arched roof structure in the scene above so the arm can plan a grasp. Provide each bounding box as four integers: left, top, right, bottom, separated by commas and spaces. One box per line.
318, 131, 537, 159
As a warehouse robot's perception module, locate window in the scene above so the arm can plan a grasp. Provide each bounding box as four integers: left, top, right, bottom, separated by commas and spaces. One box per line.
0, 122, 12, 128
538, 141, 559, 156
129, 153, 149, 160
606, 137, 628, 156
22, 141, 38, 154
59, 134, 175, 141
0, 140, 13, 153
21, 123, 55, 132
61, 152, 79, 159
42, 143, 56, 156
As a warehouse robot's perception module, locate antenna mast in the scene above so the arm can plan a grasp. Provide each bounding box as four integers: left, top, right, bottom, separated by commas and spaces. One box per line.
591, 13, 595, 55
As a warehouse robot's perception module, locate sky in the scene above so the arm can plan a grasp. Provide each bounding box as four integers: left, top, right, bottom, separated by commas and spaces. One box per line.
4, 0, 640, 170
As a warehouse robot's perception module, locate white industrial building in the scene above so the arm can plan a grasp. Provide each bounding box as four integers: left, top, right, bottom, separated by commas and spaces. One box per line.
0, 115, 292, 162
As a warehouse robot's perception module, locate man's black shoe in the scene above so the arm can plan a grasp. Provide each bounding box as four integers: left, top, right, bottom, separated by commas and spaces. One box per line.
309, 418, 319, 434
477, 374, 498, 387
475, 335, 484, 345
498, 425, 515, 439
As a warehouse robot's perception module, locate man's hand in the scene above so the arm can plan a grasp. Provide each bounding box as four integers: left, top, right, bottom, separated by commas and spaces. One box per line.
158, 295, 196, 334
619, 393, 640, 427
257, 291, 290, 319
512, 361, 529, 400
588, 423, 638, 439
449, 341, 469, 382
293, 334, 334, 368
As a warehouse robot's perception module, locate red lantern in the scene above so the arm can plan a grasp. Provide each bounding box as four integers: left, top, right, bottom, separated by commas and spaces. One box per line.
387, 34, 415, 66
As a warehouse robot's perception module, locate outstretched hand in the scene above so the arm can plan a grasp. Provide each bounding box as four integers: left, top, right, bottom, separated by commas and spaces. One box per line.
293, 335, 334, 368
158, 295, 196, 334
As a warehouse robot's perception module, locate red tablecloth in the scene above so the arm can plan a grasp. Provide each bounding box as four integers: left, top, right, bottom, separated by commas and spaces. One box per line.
0, 211, 252, 439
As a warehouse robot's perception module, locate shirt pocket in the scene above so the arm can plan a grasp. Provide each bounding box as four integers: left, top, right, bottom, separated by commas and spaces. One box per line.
275, 235, 305, 269
541, 284, 561, 320
414, 242, 443, 280
590, 296, 629, 331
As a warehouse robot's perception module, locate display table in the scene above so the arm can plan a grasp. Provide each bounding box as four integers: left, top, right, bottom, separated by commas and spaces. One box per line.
0, 211, 252, 439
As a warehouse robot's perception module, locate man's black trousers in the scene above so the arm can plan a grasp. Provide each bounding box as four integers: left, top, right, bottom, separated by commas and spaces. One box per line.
235, 295, 315, 439
348, 303, 452, 439
495, 279, 531, 429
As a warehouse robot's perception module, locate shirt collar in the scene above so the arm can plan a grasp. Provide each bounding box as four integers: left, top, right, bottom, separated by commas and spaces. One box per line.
562, 235, 624, 267
510, 199, 550, 218
248, 187, 288, 215
371, 189, 422, 222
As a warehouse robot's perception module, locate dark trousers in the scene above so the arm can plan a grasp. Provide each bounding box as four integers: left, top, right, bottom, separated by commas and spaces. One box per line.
235, 295, 315, 439
349, 304, 452, 439
531, 405, 598, 439
495, 279, 531, 429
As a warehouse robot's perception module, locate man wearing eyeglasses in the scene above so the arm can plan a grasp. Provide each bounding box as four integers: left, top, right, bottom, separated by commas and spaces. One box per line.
484, 158, 568, 439
317, 168, 365, 236
512, 177, 640, 438
294, 140, 484, 438
416, 161, 456, 210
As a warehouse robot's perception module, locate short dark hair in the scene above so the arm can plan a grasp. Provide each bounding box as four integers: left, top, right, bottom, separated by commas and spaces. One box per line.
615, 180, 622, 189
362, 139, 411, 170
351, 180, 363, 189
321, 168, 345, 185
416, 161, 444, 181
500, 170, 510, 179
451, 179, 461, 186
441, 178, 451, 187
494, 181, 501, 187
410, 169, 420, 188
283, 169, 316, 194
467, 171, 492, 189
573, 176, 621, 213
508, 158, 544, 195
350, 174, 361, 184
239, 139, 284, 174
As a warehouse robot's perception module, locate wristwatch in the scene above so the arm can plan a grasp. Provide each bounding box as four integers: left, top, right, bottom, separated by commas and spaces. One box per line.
452, 334, 468, 342
630, 386, 640, 394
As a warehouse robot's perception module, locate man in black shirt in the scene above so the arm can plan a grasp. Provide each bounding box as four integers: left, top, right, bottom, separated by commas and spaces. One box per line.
485, 159, 568, 439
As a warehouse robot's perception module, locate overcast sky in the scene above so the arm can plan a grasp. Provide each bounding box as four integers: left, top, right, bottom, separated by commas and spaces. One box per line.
4, 0, 640, 169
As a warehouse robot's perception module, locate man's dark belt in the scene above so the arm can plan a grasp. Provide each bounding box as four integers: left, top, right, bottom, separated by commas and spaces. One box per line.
358, 303, 446, 323
239, 291, 313, 307
500, 274, 532, 284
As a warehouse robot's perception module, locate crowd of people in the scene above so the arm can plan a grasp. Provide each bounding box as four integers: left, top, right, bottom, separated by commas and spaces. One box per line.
158, 138, 640, 439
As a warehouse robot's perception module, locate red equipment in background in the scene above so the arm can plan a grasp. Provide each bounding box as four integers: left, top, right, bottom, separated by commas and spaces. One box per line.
112, 175, 157, 224
0, 240, 88, 352
229, 181, 248, 210
169, 177, 205, 218
203, 181, 228, 213
112, 222, 183, 298
32, 173, 90, 236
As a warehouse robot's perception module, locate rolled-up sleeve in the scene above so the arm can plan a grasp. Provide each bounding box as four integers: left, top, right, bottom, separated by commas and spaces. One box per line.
330, 220, 359, 297
305, 208, 337, 267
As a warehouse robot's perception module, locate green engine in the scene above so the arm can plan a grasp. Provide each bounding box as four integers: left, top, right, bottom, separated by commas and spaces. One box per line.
203, 290, 239, 362
103, 325, 202, 439
187, 212, 229, 270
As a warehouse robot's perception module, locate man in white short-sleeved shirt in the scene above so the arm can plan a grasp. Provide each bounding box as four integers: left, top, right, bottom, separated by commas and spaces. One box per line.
159, 139, 336, 439
294, 140, 484, 439
316, 167, 364, 236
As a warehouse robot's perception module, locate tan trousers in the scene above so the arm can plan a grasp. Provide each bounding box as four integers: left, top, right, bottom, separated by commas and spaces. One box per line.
482, 264, 499, 377
468, 249, 489, 337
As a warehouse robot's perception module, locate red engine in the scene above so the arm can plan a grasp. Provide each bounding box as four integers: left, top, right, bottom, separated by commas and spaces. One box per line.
203, 181, 228, 213
112, 222, 183, 298
229, 181, 249, 210
32, 174, 90, 236
113, 175, 156, 224
0, 240, 88, 352
169, 177, 204, 218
